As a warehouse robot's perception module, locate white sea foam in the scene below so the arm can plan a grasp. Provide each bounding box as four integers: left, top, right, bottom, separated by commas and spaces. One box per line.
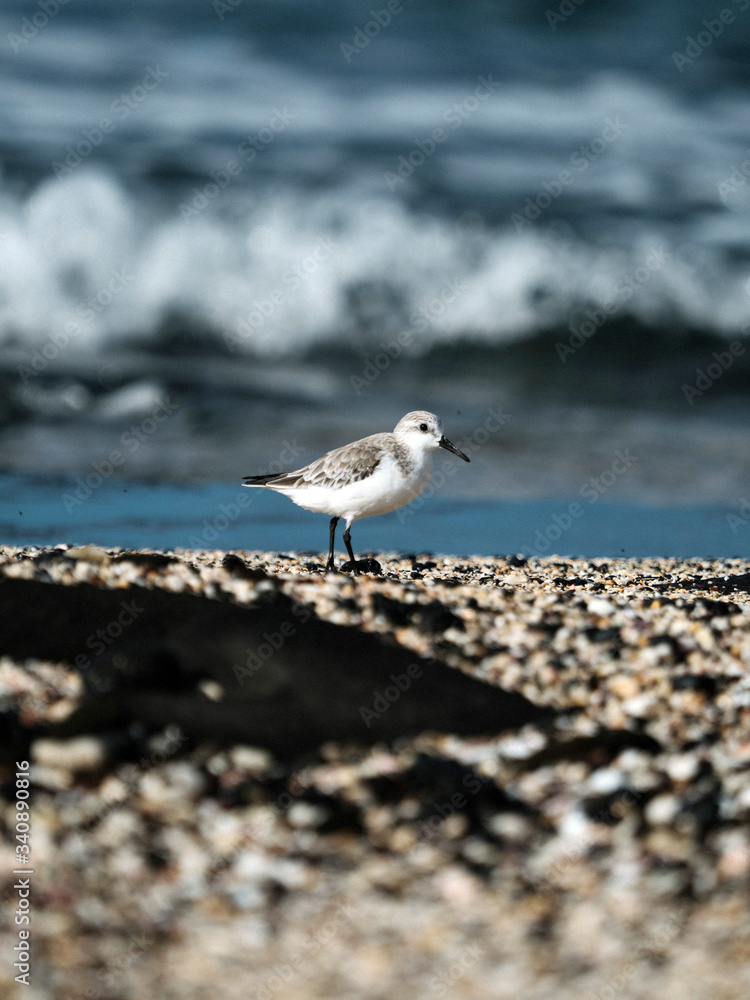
1, 2, 750, 357
1, 169, 749, 362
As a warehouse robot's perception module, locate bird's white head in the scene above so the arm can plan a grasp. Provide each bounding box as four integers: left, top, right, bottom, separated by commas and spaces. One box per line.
393, 411, 470, 462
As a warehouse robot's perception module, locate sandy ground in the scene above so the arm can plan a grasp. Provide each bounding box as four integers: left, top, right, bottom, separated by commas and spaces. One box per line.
1, 545, 750, 999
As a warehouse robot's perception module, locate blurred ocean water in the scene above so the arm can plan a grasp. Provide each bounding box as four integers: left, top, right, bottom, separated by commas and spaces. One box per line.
3, 472, 748, 559
1, 0, 750, 545
3, 1, 750, 354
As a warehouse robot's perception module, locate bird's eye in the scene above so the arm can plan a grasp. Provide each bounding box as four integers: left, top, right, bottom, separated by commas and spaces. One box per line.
419, 422, 428, 432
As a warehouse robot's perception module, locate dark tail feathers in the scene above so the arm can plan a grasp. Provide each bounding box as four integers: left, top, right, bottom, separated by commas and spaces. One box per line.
242, 473, 280, 486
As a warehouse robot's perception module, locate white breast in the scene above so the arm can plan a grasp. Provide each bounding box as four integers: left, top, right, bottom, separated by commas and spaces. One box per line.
279, 449, 434, 523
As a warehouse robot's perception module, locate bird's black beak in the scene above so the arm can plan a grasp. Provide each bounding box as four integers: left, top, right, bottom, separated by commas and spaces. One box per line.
439, 435, 470, 462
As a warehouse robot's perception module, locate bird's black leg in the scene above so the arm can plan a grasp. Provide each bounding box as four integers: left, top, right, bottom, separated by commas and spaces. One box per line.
342, 524, 359, 576
326, 516, 339, 572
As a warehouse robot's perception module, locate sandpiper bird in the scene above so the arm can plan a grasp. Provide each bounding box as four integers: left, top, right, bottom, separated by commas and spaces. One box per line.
242, 411, 470, 574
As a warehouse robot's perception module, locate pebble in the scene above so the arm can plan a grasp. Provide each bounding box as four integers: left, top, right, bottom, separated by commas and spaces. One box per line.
645, 793, 681, 826
32, 736, 108, 774
229, 746, 273, 774
286, 802, 329, 829
66, 544, 110, 564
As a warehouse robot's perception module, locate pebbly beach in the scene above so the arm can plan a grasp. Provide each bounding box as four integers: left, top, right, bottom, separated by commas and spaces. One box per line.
1, 544, 750, 998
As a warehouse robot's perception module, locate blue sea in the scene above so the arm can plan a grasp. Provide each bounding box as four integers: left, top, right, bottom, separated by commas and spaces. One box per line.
2, 472, 748, 559
1, 1, 750, 555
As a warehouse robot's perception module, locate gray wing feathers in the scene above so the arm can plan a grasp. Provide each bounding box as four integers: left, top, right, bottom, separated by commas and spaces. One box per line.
245, 434, 387, 490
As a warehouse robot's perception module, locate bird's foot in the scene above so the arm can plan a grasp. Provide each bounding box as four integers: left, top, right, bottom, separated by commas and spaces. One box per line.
340, 557, 382, 576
